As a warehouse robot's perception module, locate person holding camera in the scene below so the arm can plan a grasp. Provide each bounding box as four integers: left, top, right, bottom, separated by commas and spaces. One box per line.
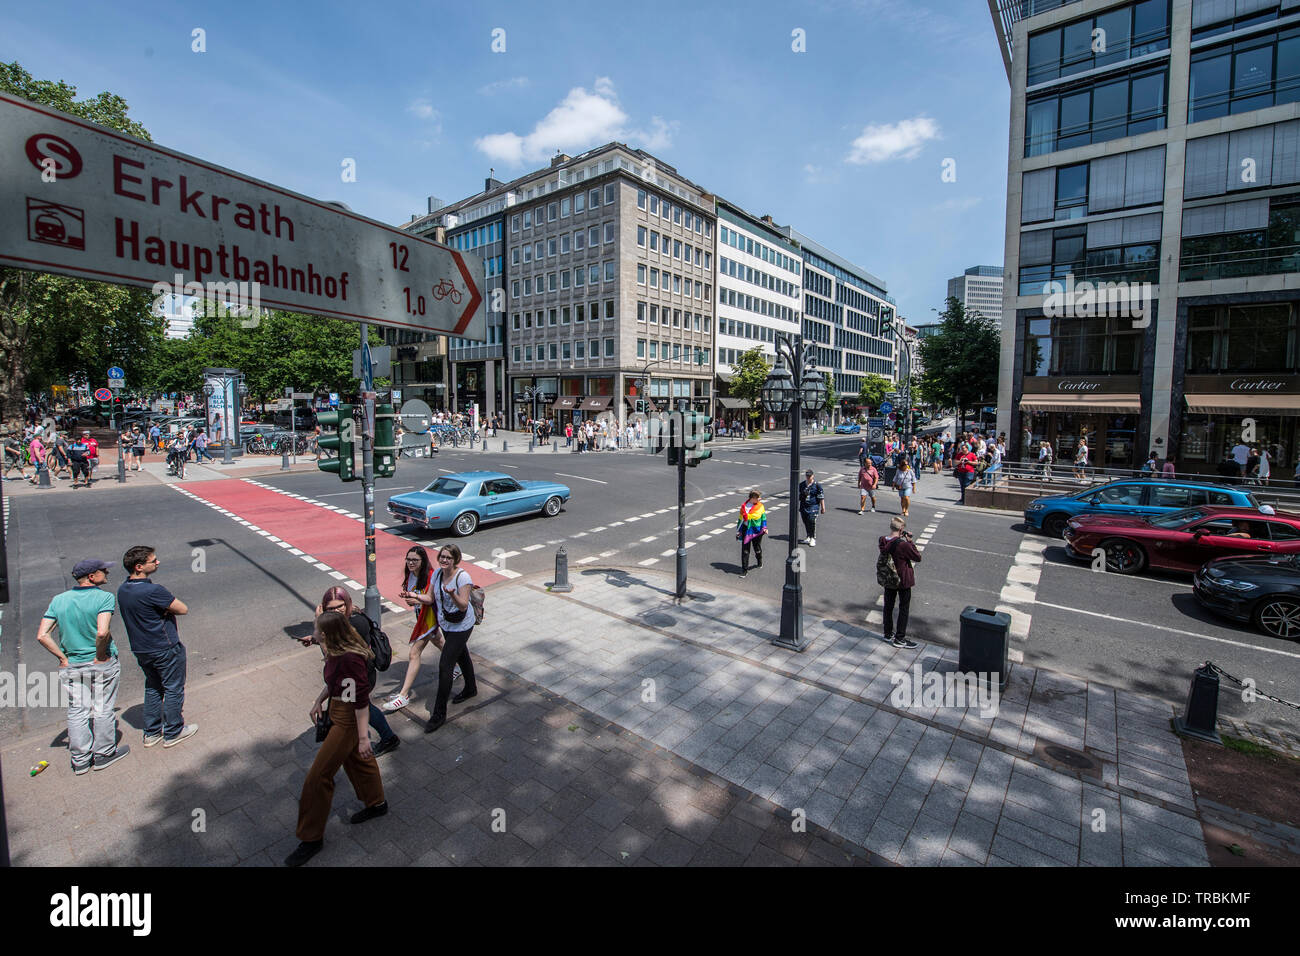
878, 516, 921, 649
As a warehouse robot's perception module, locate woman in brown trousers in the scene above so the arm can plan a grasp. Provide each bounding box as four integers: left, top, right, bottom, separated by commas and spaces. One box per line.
285, 611, 387, 867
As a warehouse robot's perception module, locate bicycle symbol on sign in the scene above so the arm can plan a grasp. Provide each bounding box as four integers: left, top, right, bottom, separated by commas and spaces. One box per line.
432, 278, 462, 304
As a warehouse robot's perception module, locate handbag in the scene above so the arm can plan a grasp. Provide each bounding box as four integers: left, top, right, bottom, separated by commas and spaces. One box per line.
314, 708, 332, 742
436, 570, 468, 624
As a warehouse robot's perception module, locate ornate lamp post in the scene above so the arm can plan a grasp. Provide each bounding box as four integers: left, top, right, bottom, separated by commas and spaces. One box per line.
762, 334, 824, 651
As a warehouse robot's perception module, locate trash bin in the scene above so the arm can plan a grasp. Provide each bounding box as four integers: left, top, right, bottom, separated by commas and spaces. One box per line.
958, 607, 1010, 690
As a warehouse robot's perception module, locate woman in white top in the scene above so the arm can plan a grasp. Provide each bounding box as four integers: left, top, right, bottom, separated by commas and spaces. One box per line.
381, 546, 440, 712
1259, 446, 1272, 485
894, 459, 916, 517
425, 544, 477, 733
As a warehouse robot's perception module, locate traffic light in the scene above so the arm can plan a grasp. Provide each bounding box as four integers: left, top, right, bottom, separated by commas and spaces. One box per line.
317, 404, 356, 481
665, 414, 681, 466
880, 313, 893, 335
373, 403, 396, 478
684, 411, 714, 467
635, 399, 646, 414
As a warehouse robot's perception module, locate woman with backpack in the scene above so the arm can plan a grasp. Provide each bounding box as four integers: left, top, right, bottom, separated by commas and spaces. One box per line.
302, 587, 400, 758
285, 610, 387, 867
381, 545, 443, 713
877, 516, 920, 649
424, 544, 478, 733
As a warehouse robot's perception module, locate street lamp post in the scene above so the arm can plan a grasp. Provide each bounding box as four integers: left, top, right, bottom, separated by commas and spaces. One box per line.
762, 334, 824, 651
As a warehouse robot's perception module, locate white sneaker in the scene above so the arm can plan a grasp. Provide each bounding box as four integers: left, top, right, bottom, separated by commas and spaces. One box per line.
381, 693, 412, 712
162, 724, 198, 748
808, 537, 816, 547
453, 665, 462, 680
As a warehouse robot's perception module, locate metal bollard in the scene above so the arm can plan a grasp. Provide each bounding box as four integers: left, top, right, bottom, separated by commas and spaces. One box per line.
37, 465, 52, 488
551, 546, 573, 593
553, 439, 558, 453
281, 449, 290, 470
529, 438, 534, 452
1174, 662, 1223, 744
502, 440, 508, 452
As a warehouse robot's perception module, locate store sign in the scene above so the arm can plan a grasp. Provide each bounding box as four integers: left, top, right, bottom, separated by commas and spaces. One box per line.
1185, 374, 1300, 394
1021, 376, 1139, 394
1056, 381, 1100, 391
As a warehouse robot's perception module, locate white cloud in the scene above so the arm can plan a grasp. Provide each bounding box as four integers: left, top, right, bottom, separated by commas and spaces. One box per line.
846, 116, 940, 164
478, 76, 530, 96
475, 78, 676, 166
932, 196, 982, 212
408, 99, 438, 120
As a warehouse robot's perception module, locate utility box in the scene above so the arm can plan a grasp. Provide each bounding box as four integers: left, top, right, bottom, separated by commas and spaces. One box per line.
958, 607, 1010, 690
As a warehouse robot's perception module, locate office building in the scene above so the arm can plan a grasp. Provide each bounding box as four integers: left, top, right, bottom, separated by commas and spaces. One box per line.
946, 265, 1006, 319
993, 0, 1300, 472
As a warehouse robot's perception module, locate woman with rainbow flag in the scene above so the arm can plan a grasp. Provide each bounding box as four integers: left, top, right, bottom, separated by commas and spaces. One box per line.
735, 489, 768, 577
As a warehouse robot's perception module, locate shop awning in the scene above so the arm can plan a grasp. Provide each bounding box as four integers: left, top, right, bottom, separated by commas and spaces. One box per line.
717, 397, 752, 409
1185, 394, 1300, 416
552, 396, 577, 409
579, 395, 611, 411
1019, 394, 1141, 414
716, 372, 735, 384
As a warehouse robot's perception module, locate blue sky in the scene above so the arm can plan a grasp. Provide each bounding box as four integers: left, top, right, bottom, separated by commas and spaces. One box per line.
3, 0, 1010, 321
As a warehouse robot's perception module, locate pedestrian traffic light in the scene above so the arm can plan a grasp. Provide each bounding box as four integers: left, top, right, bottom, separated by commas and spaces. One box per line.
373, 403, 396, 478
881, 313, 893, 335
665, 413, 681, 466
317, 404, 356, 481
685, 412, 714, 467
635, 399, 646, 415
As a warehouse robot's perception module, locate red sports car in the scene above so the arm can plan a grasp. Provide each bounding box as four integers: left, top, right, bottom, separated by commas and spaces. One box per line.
1063, 506, 1300, 575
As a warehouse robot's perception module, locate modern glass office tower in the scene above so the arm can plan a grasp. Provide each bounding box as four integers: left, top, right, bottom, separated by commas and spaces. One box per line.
946, 265, 1006, 320
994, 0, 1300, 473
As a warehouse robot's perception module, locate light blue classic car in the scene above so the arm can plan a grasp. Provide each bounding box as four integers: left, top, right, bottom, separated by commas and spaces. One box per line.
385, 471, 571, 537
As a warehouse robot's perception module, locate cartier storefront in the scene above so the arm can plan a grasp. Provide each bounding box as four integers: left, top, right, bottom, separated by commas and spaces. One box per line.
1018, 376, 1143, 468
1177, 374, 1300, 477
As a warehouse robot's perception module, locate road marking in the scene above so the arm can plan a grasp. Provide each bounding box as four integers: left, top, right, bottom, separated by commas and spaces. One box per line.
599, 550, 618, 558
639, 512, 657, 518
522, 544, 545, 552
575, 555, 599, 564
1032, 600, 1300, 659
328, 570, 347, 580
995, 534, 1046, 660
638, 558, 659, 566
640, 536, 658, 543
556, 472, 608, 484
589, 526, 607, 533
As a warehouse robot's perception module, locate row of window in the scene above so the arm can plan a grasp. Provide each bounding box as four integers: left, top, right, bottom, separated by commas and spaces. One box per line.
1023, 315, 1145, 376
718, 318, 776, 344
449, 222, 502, 250
636, 340, 711, 363
1188, 26, 1300, 122
635, 189, 710, 238
1180, 193, 1300, 281
512, 302, 615, 329
1021, 146, 1164, 224
718, 225, 800, 275
802, 250, 891, 302
512, 185, 620, 232
1019, 221, 1161, 294
719, 286, 798, 323
836, 282, 885, 317
719, 256, 798, 298
635, 303, 712, 332
718, 346, 773, 369
512, 224, 615, 264
632, 264, 710, 299
1026, 0, 1170, 87
635, 227, 711, 269
805, 294, 844, 324
1025, 66, 1167, 156
513, 339, 617, 363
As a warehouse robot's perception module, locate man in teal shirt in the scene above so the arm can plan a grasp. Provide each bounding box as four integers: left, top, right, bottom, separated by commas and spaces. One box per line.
36, 559, 131, 774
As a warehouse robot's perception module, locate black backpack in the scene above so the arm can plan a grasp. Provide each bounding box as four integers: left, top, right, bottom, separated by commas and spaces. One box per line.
363, 615, 392, 672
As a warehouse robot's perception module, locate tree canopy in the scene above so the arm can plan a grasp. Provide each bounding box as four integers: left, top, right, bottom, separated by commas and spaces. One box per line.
729, 347, 771, 423
916, 295, 1000, 431
857, 373, 892, 411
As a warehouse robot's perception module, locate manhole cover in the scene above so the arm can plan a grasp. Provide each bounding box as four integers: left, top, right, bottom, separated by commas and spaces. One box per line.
1035, 741, 1103, 778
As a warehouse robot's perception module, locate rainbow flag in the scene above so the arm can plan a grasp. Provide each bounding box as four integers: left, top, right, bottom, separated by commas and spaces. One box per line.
737, 500, 767, 543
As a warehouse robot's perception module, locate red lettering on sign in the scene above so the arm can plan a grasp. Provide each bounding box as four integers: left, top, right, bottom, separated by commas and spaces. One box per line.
113, 156, 146, 201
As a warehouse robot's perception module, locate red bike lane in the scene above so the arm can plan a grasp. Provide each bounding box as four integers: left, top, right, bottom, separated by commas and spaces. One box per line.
176, 479, 507, 602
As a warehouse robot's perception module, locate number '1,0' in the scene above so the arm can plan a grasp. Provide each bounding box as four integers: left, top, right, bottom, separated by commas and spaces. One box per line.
403, 288, 426, 316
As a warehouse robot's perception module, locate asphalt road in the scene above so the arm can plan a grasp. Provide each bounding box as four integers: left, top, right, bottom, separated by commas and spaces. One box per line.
4, 432, 1298, 742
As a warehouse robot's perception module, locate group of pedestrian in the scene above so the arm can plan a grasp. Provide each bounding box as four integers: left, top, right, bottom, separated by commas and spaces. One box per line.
36, 546, 196, 775
3, 424, 100, 487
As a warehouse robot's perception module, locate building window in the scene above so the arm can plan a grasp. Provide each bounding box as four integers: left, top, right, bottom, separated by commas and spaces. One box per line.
637, 264, 647, 284
523, 278, 532, 295
589, 226, 600, 246
1023, 315, 1144, 376
637, 226, 646, 246
523, 245, 532, 264
575, 193, 585, 213
535, 241, 544, 260
590, 338, 599, 358
649, 341, 658, 359
561, 197, 570, 217
1189, 29, 1300, 123
548, 238, 557, 257
650, 305, 659, 324
576, 303, 585, 323
650, 195, 659, 215
1025, 67, 1167, 157
561, 270, 571, 290
650, 231, 659, 252
1019, 219, 1161, 293
1056, 163, 1089, 220
674, 309, 682, 327
513, 346, 520, 362
525, 346, 533, 362
512, 313, 520, 330
576, 341, 585, 358
1026, 1, 1170, 87
548, 273, 557, 292
512, 281, 520, 298
669, 204, 678, 223
1180, 194, 1300, 281
637, 338, 646, 358
605, 299, 614, 319
563, 342, 571, 360
673, 239, 682, 258
605, 184, 616, 205
523, 211, 532, 229
637, 302, 646, 322
575, 267, 585, 287
548, 202, 558, 221
589, 188, 600, 208
673, 275, 682, 294
650, 268, 659, 288
560, 234, 571, 254
605, 338, 615, 357
605, 260, 616, 282
562, 306, 571, 325
1187, 304, 1299, 373
511, 248, 520, 265
548, 309, 557, 326
511, 215, 520, 232
605, 222, 616, 244
589, 264, 600, 284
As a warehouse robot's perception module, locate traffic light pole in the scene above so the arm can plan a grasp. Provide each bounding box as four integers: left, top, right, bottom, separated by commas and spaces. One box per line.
676, 400, 687, 602
360, 322, 381, 624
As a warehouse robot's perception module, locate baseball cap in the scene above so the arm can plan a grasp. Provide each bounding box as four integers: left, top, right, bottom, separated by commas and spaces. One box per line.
72, 558, 111, 579
805, 469, 814, 476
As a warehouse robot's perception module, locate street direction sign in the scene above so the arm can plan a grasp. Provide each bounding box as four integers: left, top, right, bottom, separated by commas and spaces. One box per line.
0, 94, 485, 338
879, 401, 894, 415
353, 345, 391, 380
291, 391, 312, 400
868, 417, 885, 428
868, 426, 884, 441
93, 387, 111, 401
107, 366, 124, 379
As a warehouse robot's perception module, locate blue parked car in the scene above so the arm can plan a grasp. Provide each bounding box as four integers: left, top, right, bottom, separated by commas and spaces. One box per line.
385, 471, 571, 537
1025, 479, 1260, 538
835, 422, 861, 434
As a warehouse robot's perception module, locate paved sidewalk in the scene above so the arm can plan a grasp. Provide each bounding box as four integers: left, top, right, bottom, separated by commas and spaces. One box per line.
8, 562, 1292, 866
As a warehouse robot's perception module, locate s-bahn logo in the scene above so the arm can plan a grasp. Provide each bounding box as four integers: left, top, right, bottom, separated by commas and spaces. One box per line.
1042, 274, 1152, 328
25, 132, 83, 180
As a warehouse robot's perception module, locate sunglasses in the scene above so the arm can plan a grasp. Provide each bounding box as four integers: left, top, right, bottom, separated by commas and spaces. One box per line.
324, 603, 346, 612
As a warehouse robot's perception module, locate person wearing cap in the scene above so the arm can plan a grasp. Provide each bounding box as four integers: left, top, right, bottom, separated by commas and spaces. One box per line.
82, 430, 100, 482
35, 559, 131, 774
797, 469, 825, 547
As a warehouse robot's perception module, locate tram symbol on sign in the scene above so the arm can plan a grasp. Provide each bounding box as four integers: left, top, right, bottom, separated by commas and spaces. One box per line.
27, 198, 85, 250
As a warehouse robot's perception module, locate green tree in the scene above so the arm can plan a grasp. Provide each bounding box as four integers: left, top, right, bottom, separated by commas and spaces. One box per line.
857, 373, 892, 410
0, 62, 161, 422
917, 295, 1000, 433
728, 346, 771, 430
821, 370, 837, 415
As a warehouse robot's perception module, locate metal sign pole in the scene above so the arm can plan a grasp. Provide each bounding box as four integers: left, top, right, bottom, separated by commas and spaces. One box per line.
360, 323, 380, 624
676, 400, 688, 601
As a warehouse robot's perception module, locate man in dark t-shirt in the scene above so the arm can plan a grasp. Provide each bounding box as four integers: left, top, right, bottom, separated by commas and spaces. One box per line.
118, 545, 196, 747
